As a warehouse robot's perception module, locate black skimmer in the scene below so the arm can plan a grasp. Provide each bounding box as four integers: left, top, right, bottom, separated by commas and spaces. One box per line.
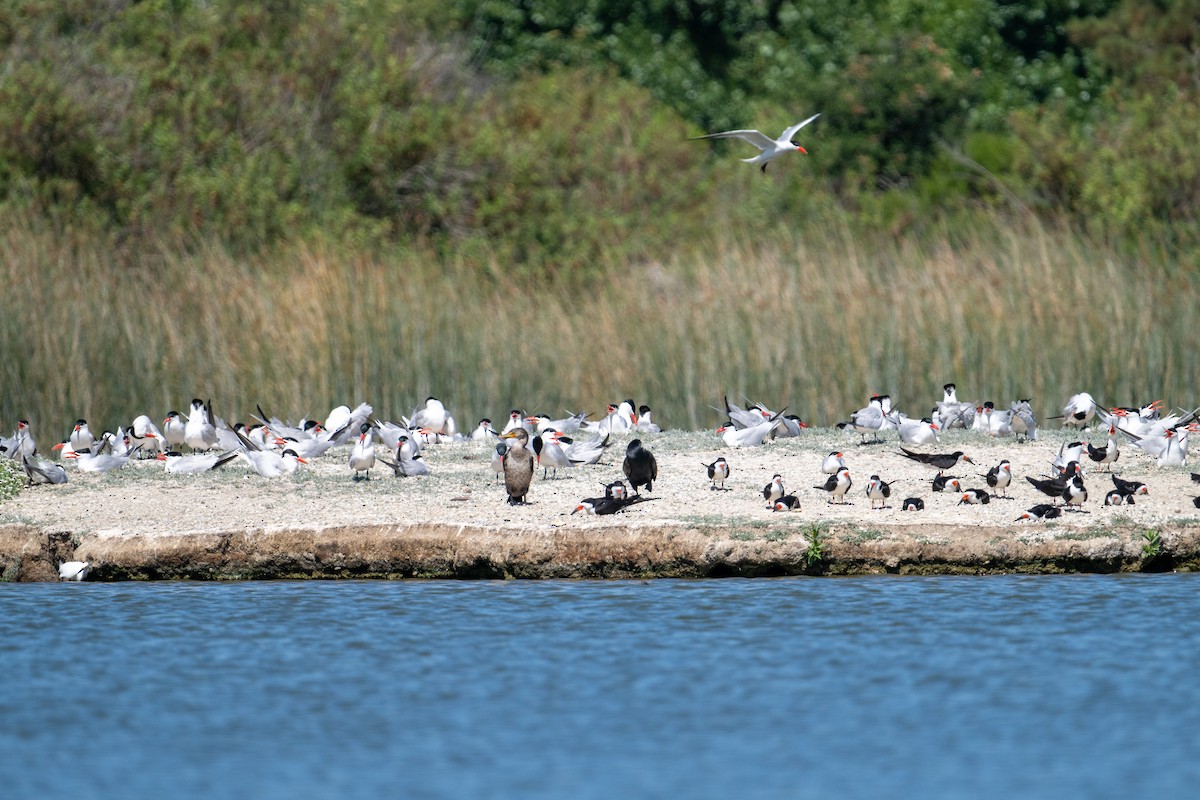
901, 497, 925, 511
703, 457, 731, 490
1025, 473, 1069, 504
1053, 392, 1098, 429
1103, 489, 1134, 506
931, 473, 961, 492
572, 493, 652, 516
815, 468, 852, 504
1086, 425, 1120, 471
1062, 474, 1088, 510
772, 495, 802, 512
984, 460, 1012, 498
899, 447, 974, 474
762, 474, 785, 508
958, 488, 991, 505
1017, 504, 1062, 521
1111, 474, 1148, 497
865, 475, 892, 509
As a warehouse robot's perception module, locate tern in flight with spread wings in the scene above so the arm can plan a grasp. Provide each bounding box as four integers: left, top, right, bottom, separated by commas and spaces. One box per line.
691, 113, 820, 172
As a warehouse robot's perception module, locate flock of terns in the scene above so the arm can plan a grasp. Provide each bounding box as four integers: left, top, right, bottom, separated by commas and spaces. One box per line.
7, 384, 1200, 581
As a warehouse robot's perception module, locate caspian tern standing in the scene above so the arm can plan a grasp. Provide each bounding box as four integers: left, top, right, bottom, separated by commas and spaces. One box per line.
471, 418, 499, 442
162, 411, 187, 450
897, 417, 940, 445
348, 423, 376, 480
130, 414, 165, 456
184, 399, 219, 451
691, 113, 820, 172
69, 419, 96, 454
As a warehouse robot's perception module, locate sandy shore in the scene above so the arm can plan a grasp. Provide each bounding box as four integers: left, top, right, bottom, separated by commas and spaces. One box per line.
3, 427, 1199, 581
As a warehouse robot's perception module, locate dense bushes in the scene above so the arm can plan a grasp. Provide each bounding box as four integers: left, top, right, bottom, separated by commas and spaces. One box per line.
0, 0, 1196, 270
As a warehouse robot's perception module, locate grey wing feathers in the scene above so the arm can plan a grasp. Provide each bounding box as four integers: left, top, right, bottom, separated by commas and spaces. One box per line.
689, 129, 775, 150
781, 113, 820, 141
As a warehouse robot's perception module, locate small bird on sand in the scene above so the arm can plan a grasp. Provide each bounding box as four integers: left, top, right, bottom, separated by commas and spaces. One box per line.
865, 474, 893, 509
1111, 474, 1149, 497
985, 460, 1012, 498
379, 436, 431, 477
1104, 489, 1134, 506
815, 468, 852, 504
822, 451, 847, 474
901, 497, 925, 511
932, 473, 961, 492
572, 493, 652, 516
690, 113, 820, 172
1026, 473, 1069, 504
1087, 425, 1120, 471
1062, 474, 1088, 510
348, 423, 376, 480
1017, 504, 1063, 521
184, 398, 219, 452
22, 453, 68, 485
762, 474, 785, 508
622, 438, 658, 494
703, 457, 731, 490
900, 447, 974, 474
772, 495, 802, 512
958, 488, 991, 505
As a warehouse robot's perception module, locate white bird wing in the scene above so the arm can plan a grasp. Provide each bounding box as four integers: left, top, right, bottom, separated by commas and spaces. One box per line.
780, 113, 821, 142
690, 129, 776, 151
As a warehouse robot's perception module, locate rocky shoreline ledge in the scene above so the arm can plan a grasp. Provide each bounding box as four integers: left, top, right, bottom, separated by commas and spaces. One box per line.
4, 521, 1198, 582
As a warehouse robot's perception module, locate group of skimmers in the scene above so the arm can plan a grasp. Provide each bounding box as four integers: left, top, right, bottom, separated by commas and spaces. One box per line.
4, 385, 1199, 520
706, 383, 1200, 520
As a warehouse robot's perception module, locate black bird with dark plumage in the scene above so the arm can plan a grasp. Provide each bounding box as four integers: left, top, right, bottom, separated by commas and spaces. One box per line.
1025, 473, 1069, 503
1111, 474, 1149, 497
901, 497, 925, 511
499, 429, 534, 505
899, 446, 974, 474
622, 438, 658, 494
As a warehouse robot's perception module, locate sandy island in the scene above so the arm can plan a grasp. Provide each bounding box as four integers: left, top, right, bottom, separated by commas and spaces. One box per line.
3, 427, 1199, 581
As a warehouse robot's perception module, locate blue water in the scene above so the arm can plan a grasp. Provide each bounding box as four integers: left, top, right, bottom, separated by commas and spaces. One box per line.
2, 575, 1198, 799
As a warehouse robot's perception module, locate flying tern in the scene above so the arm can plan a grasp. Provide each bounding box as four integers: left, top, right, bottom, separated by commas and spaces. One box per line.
691, 113, 820, 172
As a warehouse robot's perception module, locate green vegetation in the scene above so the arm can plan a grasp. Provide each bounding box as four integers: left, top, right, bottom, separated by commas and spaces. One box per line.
805, 524, 827, 568
0, 460, 24, 502
1141, 529, 1163, 560
1, 1, 1198, 431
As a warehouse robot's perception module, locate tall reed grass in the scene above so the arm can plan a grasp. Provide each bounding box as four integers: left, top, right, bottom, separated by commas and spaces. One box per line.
2, 212, 1196, 439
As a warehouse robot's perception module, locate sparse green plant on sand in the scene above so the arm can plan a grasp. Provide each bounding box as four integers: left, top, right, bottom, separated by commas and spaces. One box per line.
805, 524, 827, 569
1141, 530, 1163, 560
